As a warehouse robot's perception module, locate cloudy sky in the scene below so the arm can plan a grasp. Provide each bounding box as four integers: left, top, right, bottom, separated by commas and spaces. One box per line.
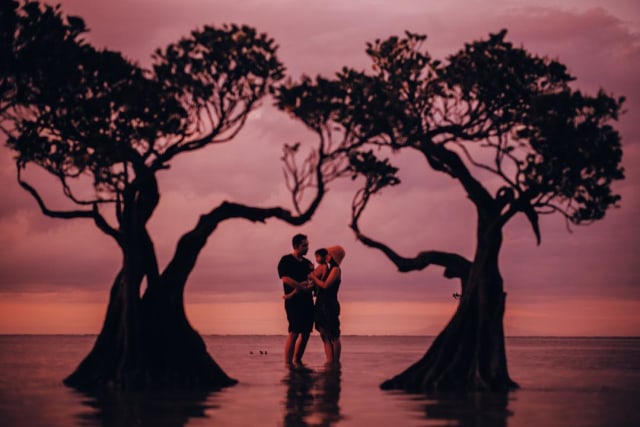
1, 0, 638, 336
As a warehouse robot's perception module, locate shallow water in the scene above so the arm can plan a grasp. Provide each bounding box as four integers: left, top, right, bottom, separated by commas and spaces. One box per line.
0, 335, 638, 426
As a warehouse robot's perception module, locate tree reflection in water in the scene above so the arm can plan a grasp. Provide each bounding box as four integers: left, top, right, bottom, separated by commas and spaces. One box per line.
418, 391, 512, 427
74, 389, 215, 427
282, 365, 342, 426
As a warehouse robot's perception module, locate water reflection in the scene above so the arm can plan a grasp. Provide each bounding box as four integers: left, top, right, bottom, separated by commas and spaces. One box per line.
313, 365, 341, 425
282, 365, 342, 426
74, 388, 215, 427
416, 391, 512, 427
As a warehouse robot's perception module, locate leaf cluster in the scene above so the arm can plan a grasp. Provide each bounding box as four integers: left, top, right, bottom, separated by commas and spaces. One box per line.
2, 1, 284, 205
518, 90, 624, 223
154, 24, 284, 102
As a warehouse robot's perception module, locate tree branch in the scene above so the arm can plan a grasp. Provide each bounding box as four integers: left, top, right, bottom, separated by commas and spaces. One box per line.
161, 132, 338, 292
161, 196, 326, 294
18, 168, 121, 243
419, 141, 495, 210
351, 224, 471, 286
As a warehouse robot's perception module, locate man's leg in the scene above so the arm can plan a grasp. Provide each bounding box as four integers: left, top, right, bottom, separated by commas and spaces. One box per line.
285, 332, 298, 365
332, 338, 341, 363
293, 332, 310, 364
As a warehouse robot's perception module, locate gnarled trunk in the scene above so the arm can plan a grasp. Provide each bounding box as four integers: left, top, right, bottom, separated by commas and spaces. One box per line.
64, 199, 236, 391
381, 226, 517, 392
63, 266, 236, 391
139, 275, 236, 389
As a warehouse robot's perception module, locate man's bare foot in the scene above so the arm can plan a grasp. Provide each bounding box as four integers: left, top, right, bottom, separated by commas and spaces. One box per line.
291, 360, 312, 372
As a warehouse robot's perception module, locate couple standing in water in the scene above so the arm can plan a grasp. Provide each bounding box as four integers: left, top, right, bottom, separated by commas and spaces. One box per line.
277, 233, 344, 367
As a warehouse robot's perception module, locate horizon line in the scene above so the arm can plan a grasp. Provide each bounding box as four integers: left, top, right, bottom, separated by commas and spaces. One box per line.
1, 333, 638, 339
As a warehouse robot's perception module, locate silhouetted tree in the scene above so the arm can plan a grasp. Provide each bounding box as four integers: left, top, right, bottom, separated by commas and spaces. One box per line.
279, 30, 624, 391
1, 1, 347, 391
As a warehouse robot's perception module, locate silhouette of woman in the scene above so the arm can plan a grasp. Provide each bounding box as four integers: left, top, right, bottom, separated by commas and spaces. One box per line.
308, 245, 345, 365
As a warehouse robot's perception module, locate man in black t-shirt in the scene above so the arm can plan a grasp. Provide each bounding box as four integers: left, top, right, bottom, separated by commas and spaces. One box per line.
277, 233, 314, 365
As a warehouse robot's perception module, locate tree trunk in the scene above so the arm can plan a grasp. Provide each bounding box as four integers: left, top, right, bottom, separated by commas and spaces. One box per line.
63, 268, 236, 391
380, 227, 518, 392
140, 275, 237, 389
64, 269, 128, 390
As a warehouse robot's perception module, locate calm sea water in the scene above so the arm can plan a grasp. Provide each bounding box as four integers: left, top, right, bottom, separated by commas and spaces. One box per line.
0, 335, 638, 426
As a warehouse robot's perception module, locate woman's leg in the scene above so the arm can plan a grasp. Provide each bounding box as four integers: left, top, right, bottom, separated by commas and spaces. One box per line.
321, 333, 334, 363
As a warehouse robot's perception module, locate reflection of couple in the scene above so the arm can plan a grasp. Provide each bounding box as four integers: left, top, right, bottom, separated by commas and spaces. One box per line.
278, 234, 344, 366
282, 365, 342, 427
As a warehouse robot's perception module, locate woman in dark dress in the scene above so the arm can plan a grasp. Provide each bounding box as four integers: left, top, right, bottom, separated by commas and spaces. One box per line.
308, 245, 345, 365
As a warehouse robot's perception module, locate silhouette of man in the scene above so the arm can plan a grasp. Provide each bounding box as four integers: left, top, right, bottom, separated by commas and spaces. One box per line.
278, 233, 314, 366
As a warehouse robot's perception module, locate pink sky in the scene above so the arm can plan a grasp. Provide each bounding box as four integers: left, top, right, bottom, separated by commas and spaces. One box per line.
0, 0, 639, 335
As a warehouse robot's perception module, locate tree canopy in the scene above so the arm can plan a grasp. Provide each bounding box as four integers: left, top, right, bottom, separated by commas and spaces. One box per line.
2, 1, 284, 214
279, 30, 624, 247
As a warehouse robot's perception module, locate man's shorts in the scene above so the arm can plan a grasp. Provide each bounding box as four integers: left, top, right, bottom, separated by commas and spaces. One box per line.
285, 296, 314, 333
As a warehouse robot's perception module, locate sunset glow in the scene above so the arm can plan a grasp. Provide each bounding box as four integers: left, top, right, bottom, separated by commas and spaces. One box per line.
1, 292, 638, 337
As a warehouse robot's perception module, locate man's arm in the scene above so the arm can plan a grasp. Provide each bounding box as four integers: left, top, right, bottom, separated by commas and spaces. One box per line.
281, 276, 311, 292
282, 289, 298, 300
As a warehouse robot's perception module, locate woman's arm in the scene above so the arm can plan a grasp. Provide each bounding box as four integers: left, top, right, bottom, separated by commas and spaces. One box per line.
309, 267, 340, 289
